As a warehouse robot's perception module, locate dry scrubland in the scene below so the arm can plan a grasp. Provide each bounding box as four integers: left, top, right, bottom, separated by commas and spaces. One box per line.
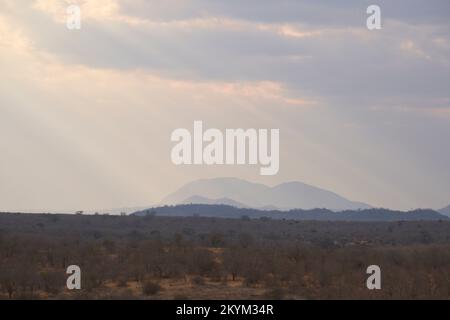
0, 212, 449, 299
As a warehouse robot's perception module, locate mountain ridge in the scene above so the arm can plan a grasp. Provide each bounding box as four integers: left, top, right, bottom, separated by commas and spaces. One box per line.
438, 205, 450, 217
134, 204, 447, 221
162, 177, 371, 211
182, 195, 248, 208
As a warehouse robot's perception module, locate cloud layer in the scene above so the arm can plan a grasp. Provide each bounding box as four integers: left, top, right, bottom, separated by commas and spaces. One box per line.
0, 0, 449, 211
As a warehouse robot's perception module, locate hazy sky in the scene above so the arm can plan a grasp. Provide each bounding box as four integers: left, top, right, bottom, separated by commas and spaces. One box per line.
1, 0, 449, 211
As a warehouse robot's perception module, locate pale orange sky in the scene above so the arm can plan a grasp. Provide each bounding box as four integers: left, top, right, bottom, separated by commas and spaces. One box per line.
1, 0, 449, 211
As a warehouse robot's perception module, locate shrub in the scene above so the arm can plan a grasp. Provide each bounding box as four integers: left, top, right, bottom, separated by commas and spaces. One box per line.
264, 287, 286, 300
142, 281, 162, 296
191, 276, 205, 286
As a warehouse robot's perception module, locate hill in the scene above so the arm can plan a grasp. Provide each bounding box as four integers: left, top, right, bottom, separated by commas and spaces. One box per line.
134, 204, 447, 222
162, 177, 371, 211
438, 205, 450, 217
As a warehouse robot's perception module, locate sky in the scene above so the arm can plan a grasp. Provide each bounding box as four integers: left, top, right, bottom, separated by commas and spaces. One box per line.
0, 0, 449, 212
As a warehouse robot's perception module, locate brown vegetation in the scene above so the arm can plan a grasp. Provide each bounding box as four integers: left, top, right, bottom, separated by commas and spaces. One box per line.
0, 212, 449, 299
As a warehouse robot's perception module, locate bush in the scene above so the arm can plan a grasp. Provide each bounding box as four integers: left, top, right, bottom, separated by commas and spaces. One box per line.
142, 281, 162, 296
117, 277, 128, 287
173, 293, 189, 300
264, 287, 286, 300
191, 276, 205, 286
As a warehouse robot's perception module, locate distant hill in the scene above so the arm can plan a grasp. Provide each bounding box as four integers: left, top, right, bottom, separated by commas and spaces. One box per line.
182, 195, 248, 208
134, 204, 448, 222
162, 177, 371, 211
181, 195, 284, 211
438, 205, 450, 217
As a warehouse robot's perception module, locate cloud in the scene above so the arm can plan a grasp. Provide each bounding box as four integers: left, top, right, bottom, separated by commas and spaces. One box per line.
1, 0, 449, 210
15, 1, 448, 114
0, 14, 34, 54
33, 0, 122, 22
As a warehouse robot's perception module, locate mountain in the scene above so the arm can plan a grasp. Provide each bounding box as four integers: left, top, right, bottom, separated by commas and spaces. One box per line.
438, 205, 450, 217
182, 195, 284, 211
182, 195, 248, 208
134, 204, 448, 221
162, 177, 371, 211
